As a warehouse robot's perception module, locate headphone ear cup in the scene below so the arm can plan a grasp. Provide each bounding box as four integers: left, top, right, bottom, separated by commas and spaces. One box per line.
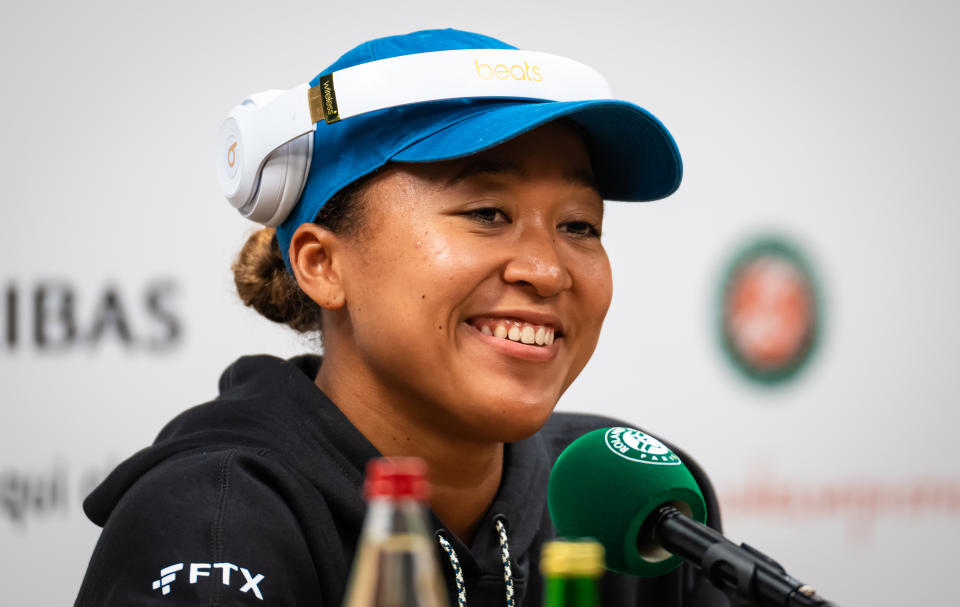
241, 131, 313, 226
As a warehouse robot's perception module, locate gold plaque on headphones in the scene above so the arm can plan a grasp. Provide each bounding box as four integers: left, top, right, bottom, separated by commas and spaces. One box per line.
309, 75, 341, 124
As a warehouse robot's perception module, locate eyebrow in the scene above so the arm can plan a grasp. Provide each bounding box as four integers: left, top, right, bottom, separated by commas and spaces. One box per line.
441, 159, 600, 193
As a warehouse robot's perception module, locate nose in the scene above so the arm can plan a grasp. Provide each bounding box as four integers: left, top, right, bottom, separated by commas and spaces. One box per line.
502, 225, 573, 297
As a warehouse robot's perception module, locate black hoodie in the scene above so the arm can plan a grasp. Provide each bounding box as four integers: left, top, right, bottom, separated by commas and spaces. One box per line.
75, 354, 730, 606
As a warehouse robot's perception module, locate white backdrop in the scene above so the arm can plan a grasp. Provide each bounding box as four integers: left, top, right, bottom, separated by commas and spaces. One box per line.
2, 1, 958, 605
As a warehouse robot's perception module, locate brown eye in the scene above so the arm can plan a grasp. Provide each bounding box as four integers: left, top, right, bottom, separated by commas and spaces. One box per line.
559, 221, 600, 238
464, 207, 509, 224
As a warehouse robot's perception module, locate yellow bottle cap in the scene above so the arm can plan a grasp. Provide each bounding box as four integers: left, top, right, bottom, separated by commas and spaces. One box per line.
540, 539, 605, 578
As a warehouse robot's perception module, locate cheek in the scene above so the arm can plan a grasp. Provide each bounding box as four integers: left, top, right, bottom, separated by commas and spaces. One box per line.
421, 228, 492, 273
570, 255, 612, 370
415, 229, 500, 296
600, 262, 614, 313
347, 229, 484, 329
577, 253, 614, 320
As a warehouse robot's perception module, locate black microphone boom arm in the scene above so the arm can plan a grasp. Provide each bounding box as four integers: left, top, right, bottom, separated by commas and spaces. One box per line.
644, 505, 839, 607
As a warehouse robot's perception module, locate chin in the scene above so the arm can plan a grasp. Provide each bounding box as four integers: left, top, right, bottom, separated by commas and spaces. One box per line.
467, 394, 559, 444
497, 419, 552, 443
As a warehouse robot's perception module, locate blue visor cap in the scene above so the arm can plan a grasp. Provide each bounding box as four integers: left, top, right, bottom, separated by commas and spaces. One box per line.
277, 29, 682, 269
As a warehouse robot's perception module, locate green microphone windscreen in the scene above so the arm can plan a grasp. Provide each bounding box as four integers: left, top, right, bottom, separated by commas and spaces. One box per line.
548, 427, 707, 577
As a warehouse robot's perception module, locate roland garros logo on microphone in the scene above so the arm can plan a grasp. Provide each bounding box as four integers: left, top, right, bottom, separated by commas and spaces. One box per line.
604, 427, 681, 466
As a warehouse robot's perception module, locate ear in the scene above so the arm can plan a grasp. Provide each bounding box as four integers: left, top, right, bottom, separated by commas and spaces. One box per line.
288, 223, 346, 310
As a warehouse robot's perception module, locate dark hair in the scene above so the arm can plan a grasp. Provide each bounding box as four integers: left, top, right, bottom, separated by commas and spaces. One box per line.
232, 173, 375, 334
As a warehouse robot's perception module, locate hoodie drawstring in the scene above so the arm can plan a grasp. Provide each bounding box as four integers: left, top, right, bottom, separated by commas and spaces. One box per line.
437, 533, 468, 607
437, 518, 515, 607
494, 518, 515, 607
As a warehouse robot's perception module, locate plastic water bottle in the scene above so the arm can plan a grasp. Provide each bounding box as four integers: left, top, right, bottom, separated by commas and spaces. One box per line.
540, 539, 605, 607
342, 457, 449, 607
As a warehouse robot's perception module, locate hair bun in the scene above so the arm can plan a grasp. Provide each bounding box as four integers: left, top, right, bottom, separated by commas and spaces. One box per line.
232, 227, 322, 333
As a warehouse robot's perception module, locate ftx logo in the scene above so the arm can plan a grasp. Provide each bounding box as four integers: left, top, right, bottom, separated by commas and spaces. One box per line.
152, 562, 265, 600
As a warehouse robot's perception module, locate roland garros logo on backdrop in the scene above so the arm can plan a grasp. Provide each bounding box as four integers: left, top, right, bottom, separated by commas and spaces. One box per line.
604, 427, 681, 465
718, 236, 822, 384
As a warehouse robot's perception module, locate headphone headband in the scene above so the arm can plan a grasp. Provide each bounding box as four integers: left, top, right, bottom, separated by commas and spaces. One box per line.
309, 49, 612, 123
216, 49, 613, 226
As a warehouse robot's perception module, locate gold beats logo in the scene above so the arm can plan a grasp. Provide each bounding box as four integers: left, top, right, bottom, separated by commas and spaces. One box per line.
474, 58, 543, 82
227, 141, 238, 168
225, 135, 239, 179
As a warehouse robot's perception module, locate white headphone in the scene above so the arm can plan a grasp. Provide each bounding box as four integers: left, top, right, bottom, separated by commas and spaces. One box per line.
216, 87, 315, 227
215, 50, 612, 227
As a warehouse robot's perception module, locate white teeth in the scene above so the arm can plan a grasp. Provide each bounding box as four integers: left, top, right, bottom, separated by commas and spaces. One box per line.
477, 318, 557, 347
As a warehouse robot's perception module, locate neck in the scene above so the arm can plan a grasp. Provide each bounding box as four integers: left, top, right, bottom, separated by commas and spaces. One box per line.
316, 351, 503, 543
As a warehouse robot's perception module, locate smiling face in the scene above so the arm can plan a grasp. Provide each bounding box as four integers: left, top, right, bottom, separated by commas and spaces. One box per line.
302, 122, 613, 444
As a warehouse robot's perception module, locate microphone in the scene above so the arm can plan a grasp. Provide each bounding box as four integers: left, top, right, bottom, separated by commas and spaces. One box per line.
548, 427, 839, 607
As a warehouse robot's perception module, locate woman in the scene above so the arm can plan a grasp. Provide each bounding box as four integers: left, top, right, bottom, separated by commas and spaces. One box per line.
76, 29, 727, 606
